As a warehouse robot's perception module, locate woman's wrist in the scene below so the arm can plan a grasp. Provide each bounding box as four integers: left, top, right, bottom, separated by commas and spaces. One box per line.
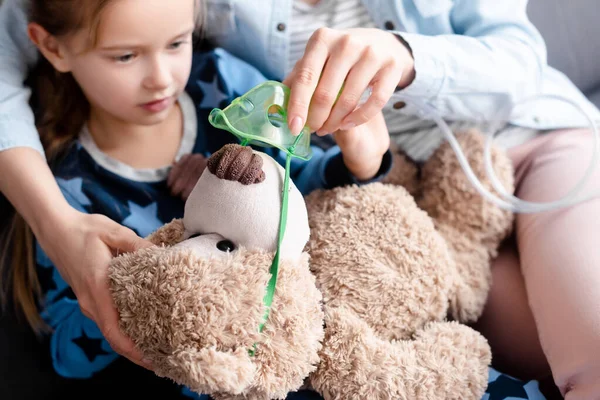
391, 32, 416, 89
35, 197, 78, 242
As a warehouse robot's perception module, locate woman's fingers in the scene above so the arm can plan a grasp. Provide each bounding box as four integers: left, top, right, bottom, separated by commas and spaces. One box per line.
75, 217, 153, 369
341, 64, 401, 129
284, 28, 414, 137
319, 48, 380, 134
92, 287, 150, 369
309, 35, 362, 135
101, 220, 154, 254
285, 28, 332, 135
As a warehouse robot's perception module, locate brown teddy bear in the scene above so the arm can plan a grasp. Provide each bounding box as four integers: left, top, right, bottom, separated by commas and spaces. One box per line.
306, 129, 514, 399
109, 143, 325, 400
109, 129, 514, 400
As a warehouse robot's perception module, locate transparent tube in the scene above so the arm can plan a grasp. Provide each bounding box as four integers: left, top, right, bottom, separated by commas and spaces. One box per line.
386, 92, 600, 214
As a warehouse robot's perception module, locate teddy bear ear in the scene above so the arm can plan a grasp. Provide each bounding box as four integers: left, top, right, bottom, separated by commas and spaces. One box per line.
163, 346, 256, 396
146, 218, 186, 246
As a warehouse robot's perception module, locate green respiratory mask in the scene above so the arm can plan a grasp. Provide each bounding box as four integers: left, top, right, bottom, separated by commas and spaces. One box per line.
209, 80, 313, 160
208, 81, 312, 355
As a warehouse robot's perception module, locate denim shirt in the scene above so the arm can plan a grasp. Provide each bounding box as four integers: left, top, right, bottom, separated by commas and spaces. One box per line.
202, 0, 600, 129
1, 0, 599, 156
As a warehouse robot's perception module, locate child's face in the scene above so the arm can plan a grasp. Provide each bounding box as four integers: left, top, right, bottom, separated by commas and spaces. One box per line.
62, 0, 196, 125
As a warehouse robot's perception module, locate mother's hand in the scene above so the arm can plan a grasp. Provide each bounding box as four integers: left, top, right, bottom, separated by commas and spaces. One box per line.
37, 208, 154, 368
0, 147, 154, 369
284, 27, 415, 137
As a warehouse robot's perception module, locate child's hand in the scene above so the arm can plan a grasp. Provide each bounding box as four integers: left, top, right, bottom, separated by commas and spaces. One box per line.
167, 154, 208, 201
283, 27, 415, 137
334, 111, 390, 181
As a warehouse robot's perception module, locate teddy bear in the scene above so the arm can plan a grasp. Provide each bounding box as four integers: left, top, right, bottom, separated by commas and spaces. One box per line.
305, 130, 515, 399
108, 129, 515, 400
109, 143, 325, 400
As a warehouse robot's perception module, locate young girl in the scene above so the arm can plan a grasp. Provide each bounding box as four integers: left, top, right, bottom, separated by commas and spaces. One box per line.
0, 0, 390, 397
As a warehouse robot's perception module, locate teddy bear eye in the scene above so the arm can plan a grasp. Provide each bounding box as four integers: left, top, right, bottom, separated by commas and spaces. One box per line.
216, 240, 236, 252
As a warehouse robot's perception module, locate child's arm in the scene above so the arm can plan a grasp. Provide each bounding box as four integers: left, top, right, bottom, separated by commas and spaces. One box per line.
166, 137, 393, 200
331, 111, 391, 181
268, 144, 392, 197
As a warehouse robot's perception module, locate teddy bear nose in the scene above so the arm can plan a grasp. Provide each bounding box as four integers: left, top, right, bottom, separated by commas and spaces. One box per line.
207, 143, 266, 185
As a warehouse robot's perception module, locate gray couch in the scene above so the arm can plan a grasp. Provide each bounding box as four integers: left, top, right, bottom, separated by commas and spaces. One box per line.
528, 0, 600, 108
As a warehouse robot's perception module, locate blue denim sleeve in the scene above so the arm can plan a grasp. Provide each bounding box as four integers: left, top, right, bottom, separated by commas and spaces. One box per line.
397, 0, 547, 121
35, 181, 118, 378
0, 0, 44, 156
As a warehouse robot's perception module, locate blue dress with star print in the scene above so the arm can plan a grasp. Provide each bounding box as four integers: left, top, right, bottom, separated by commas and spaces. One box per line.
33, 49, 547, 400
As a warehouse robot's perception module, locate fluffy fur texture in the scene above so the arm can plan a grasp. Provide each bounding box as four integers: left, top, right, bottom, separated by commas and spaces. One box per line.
109, 143, 324, 400
380, 142, 420, 197
110, 239, 323, 399
305, 129, 514, 399
109, 130, 514, 400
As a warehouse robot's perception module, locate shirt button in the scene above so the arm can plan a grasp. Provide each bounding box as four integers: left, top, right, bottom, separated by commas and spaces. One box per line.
393, 101, 406, 110
384, 21, 395, 30
277, 23, 286, 32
